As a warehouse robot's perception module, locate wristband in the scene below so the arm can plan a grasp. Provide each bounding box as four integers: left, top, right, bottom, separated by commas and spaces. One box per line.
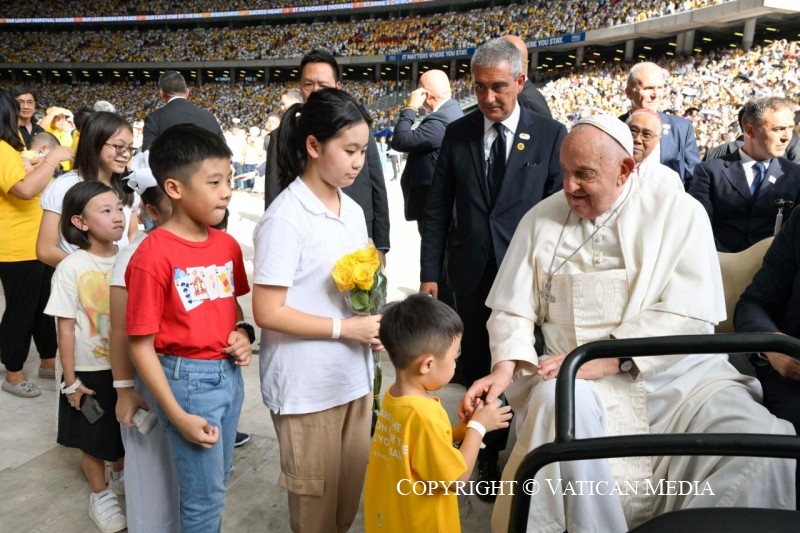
467, 420, 487, 449
60, 378, 82, 395
331, 318, 342, 340
41, 159, 57, 169
113, 380, 135, 389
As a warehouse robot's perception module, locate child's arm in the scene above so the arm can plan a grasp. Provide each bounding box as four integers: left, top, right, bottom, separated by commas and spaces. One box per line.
56, 317, 96, 410
109, 286, 148, 428
222, 299, 252, 366
252, 284, 381, 343
129, 334, 219, 448
455, 400, 513, 482
36, 211, 69, 267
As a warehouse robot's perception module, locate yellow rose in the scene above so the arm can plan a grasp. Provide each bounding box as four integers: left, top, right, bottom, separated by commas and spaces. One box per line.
332, 260, 356, 291
353, 262, 375, 291
354, 247, 381, 274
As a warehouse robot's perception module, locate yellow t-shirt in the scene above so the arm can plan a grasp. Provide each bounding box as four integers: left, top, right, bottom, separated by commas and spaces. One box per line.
364, 389, 466, 533
47, 126, 72, 171
0, 140, 42, 261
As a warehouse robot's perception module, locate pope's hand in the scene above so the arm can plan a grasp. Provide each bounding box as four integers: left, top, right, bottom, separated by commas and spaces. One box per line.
537, 353, 620, 381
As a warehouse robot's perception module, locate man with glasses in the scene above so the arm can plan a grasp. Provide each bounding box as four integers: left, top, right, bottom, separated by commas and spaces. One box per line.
141, 71, 223, 151
626, 109, 683, 190
620, 62, 700, 190
11, 86, 44, 149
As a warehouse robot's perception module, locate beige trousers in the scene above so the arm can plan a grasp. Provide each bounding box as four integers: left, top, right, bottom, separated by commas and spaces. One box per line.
271, 393, 372, 533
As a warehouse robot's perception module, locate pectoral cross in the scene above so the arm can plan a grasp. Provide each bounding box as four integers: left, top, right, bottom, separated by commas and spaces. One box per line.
540, 279, 556, 304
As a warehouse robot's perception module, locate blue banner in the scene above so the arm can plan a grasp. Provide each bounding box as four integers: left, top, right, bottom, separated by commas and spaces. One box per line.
526, 32, 586, 49
386, 48, 475, 62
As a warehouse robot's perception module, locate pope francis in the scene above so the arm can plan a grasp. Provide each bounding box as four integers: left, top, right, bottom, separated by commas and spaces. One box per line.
461, 114, 796, 532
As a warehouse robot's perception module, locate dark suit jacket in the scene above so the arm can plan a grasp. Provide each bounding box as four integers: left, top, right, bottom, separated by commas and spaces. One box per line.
264, 131, 391, 250
706, 135, 800, 164
620, 111, 700, 189
690, 151, 800, 252
735, 206, 800, 339
518, 79, 552, 118
421, 107, 566, 295
391, 98, 463, 221
142, 98, 224, 151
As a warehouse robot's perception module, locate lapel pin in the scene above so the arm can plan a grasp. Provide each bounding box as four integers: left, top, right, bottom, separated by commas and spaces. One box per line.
519, 133, 530, 140
517, 143, 525, 151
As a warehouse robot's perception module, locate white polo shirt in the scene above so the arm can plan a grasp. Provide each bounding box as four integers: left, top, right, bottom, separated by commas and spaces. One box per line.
253, 177, 373, 415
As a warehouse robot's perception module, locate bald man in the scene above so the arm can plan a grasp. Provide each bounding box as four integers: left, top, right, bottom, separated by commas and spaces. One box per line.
626, 109, 683, 190
501, 35, 552, 118
620, 61, 700, 189
392, 69, 463, 309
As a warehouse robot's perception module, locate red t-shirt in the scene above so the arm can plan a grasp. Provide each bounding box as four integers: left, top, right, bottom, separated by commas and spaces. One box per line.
125, 227, 250, 360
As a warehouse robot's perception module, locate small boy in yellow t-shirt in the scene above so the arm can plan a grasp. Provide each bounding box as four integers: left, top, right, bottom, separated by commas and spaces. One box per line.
364, 295, 512, 532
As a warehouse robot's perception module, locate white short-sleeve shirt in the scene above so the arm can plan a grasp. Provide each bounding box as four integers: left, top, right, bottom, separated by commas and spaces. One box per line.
41, 171, 137, 254
253, 177, 372, 415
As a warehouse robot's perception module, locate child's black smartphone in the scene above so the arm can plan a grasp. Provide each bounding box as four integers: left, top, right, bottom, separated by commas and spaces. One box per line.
81, 395, 105, 424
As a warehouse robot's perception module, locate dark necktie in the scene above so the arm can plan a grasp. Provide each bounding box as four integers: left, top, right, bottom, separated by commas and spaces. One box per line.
489, 122, 506, 203
751, 161, 766, 198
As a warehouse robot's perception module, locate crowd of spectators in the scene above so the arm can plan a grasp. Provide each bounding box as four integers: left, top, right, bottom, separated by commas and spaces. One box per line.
539, 39, 800, 157
3, 36, 797, 158
0, 1, 728, 62
0, 77, 408, 133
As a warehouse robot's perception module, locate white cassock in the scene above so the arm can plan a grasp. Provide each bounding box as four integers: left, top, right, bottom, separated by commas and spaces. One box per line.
487, 176, 795, 533
635, 153, 684, 191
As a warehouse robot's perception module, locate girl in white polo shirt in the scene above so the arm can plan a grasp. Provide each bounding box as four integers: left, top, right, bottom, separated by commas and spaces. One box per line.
252, 88, 381, 532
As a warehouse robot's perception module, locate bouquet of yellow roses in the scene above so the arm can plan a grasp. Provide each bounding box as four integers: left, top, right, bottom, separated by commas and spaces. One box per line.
332, 244, 387, 411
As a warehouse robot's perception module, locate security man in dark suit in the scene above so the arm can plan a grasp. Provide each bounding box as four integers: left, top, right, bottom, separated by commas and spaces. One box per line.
735, 205, 800, 507
392, 69, 463, 308
420, 39, 565, 497
690, 96, 800, 252
501, 35, 552, 118
141, 71, 223, 151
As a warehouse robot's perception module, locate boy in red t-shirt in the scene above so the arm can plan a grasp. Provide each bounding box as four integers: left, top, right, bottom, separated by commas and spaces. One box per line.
125, 124, 254, 533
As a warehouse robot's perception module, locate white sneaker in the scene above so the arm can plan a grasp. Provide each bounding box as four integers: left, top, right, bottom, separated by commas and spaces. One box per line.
89, 489, 127, 533
108, 470, 125, 495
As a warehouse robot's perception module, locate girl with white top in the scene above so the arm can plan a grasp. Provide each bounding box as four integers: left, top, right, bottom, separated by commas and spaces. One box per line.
44, 180, 127, 533
37, 111, 138, 267
252, 88, 382, 531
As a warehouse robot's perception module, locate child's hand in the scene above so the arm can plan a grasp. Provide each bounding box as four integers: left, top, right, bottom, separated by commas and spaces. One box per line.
66, 383, 96, 411
470, 399, 513, 433
175, 413, 219, 448
223, 329, 252, 366
342, 314, 381, 345
115, 388, 149, 428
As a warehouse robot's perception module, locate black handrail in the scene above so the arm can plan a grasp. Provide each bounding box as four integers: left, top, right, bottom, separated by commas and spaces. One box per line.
509, 333, 800, 533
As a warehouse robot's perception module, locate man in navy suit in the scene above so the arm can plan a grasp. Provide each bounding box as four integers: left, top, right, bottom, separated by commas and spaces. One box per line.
141, 71, 223, 151
391, 69, 463, 308
420, 39, 565, 496
690, 96, 800, 252
619, 62, 700, 189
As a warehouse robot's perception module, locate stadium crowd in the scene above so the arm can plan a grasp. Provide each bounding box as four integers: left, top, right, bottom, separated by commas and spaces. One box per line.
1, 1, 728, 62
4, 37, 797, 157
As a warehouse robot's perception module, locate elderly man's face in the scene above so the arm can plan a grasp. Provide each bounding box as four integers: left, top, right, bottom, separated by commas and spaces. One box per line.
628, 113, 661, 163
625, 67, 664, 111
473, 61, 523, 123
560, 126, 632, 219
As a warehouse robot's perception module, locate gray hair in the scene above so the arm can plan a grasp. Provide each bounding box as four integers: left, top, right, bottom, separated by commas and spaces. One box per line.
741, 96, 796, 128
626, 62, 662, 89
93, 100, 115, 113
471, 39, 523, 79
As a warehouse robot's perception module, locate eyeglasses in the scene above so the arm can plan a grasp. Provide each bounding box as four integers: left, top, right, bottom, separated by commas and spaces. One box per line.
628, 126, 660, 141
104, 143, 136, 156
